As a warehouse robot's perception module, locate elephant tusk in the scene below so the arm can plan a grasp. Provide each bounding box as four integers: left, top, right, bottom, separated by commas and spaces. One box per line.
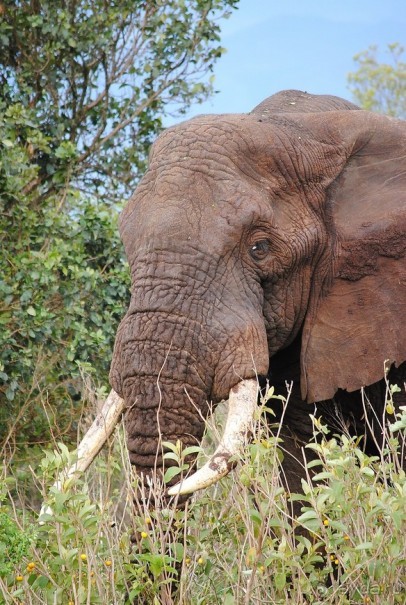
168, 378, 258, 497
39, 389, 125, 521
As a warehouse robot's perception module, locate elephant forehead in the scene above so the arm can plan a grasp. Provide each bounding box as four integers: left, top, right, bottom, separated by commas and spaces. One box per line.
147, 114, 294, 181
120, 175, 272, 257
118, 116, 304, 257
150, 115, 253, 166
120, 117, 284, 238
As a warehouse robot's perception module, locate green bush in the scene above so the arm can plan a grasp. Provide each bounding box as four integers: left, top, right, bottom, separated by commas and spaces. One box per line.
0, 387, 404, 604
0, 513, 32, 580
0, 0, 238, 451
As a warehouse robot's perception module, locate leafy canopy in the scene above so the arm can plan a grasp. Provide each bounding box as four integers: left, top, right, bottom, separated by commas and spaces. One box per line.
348, 42, 406, 118
0, 0, 238, 200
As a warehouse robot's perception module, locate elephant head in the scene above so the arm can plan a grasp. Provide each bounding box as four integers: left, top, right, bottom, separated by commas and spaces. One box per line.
106, 90, 406, 499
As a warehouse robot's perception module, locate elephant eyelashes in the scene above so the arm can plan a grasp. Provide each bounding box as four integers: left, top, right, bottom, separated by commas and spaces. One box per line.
249, 239, 271, 261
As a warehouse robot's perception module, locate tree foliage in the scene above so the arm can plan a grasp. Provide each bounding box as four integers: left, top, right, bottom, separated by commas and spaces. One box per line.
0, 0, 238, 449
0, 0, 238, 200
348, 42, 406, 118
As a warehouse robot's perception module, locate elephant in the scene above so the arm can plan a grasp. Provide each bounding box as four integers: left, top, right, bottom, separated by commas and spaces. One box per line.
71, 90, 406, 509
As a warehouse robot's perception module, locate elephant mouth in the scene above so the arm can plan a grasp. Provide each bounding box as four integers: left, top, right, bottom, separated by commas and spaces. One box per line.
167, 378, 258, 496
40, 379, 259, 516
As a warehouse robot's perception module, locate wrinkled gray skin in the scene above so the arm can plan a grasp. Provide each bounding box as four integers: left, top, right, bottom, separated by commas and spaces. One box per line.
110, 90, 406, 499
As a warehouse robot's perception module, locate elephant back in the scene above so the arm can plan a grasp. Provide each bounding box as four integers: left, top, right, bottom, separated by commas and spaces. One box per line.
250, 89, 359, 119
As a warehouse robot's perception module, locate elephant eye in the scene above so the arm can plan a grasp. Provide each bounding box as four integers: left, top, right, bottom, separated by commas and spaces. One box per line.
249, 239, 271, 261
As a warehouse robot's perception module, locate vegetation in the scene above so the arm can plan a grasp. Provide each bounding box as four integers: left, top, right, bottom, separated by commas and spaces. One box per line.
0, 0, 238, 450
0, 386, 405, 604
348, 43, 406, 118
1, 3, 405, 601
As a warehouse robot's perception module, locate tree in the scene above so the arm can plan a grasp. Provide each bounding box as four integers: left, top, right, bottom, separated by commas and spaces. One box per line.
0, 0, 238, 450
347, 42, 406, 118
0, 0, 238, 201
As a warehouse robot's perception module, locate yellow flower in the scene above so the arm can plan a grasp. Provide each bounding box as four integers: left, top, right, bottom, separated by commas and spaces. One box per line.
80, 553, 87, 562
184, 558, 191, 566
386, 403, 394, 415
26, 561, 36, 571
344, 535, 350, 540
198, 557, 205, 565
323, 519, 329, 526
16, 575, 23, 582
258, 565, 265, 573
105, 560, 112, 567
141, 531, 148, 539
145, 517, 152, 525
334, 559, 339, 565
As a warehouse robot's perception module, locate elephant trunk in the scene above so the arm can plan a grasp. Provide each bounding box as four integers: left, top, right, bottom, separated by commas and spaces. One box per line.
109, 303, 263, 498
108, 248, 269, 498
110, 311, 217, 494
123, 373, 209, 478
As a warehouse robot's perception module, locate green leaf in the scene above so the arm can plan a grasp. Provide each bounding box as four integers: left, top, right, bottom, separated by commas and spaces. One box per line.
360, 467, 375, 477
163, 466, 182, 484
312, 471, 334, 481
249, 508, 262, 527
297, 510, 318, 523
26, 306, 36, 316
173, 542, 184, 562
35, 575, 50, 589
148, 554, 165, 578
162, 441, 180, 453
162, 452, 180, 462
182, 445, 202, 456
275, 571, 286, 591
301, 479, 312, 494
5, 388, 15, 401
355, 541, 373, 551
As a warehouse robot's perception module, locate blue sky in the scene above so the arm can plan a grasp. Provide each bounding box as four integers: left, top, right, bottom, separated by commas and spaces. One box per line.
185, 0, 406, 118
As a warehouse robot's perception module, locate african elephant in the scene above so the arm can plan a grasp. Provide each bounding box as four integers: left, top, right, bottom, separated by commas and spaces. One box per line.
103, 89, 406, 503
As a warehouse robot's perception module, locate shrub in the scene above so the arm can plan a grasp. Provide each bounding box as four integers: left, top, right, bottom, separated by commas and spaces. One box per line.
0, 387, 404, 604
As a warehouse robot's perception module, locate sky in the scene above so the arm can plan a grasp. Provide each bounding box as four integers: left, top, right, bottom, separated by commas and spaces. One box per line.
184, 0, 406, 119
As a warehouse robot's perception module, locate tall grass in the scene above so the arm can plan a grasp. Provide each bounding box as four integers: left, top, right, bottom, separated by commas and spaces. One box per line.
0, 385, 405, 604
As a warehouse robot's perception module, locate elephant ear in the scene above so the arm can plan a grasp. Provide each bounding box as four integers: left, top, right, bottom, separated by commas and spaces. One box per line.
300, 110, 406, 402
